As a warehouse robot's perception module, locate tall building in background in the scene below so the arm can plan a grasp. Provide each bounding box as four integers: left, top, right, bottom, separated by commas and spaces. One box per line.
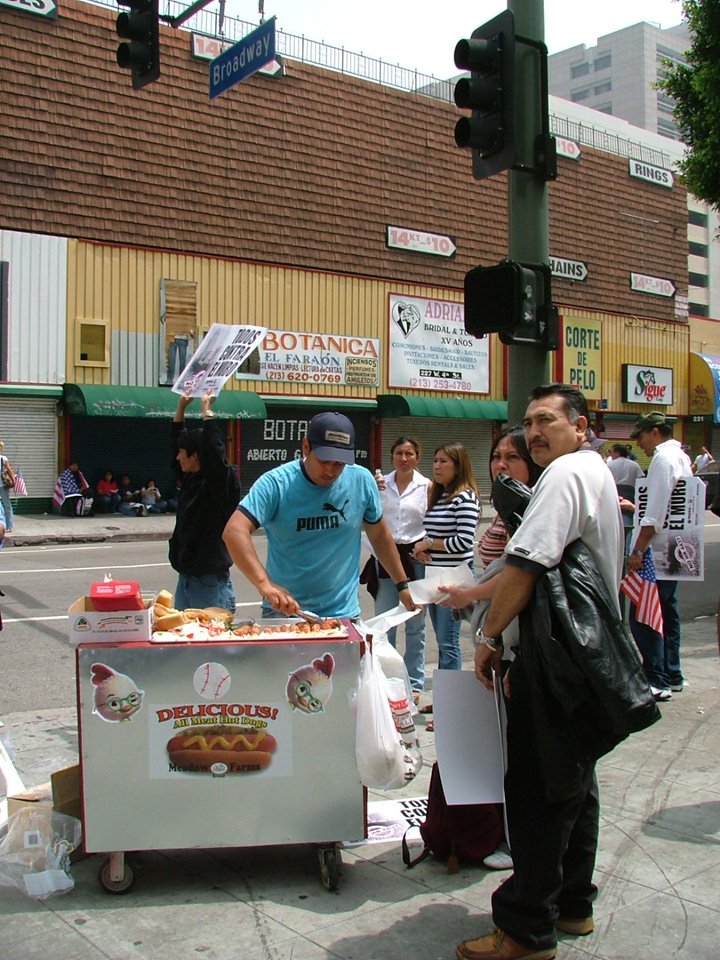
548, 21, 690, 141
549, 19, 717, 319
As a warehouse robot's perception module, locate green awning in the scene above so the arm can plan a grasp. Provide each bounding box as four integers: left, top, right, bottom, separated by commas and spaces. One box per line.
62, 384, 267, 419
377, 394, 507, 420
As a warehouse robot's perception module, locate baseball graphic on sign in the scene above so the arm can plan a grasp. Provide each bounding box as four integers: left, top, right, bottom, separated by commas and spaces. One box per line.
193, 662, 231, 700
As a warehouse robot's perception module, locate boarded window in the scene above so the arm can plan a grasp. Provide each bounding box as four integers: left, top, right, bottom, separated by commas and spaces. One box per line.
160, 279, 198, 385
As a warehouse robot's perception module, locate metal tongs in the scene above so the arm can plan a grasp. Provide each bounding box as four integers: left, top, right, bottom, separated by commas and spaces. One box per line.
297, 609, 323, 624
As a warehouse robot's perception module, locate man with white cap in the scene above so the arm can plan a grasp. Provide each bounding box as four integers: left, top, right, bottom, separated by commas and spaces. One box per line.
223, 411, 416, 618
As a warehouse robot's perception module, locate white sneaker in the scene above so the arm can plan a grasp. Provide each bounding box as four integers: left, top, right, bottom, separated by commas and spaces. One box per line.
670, 680, 688, 692
651, 686, 672, 702
483, 843, 513, 871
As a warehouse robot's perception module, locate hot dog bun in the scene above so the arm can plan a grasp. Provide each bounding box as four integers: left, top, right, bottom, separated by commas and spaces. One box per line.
167, 725, 277, 774
154, 609, 187, 630
155, 589, 174, 608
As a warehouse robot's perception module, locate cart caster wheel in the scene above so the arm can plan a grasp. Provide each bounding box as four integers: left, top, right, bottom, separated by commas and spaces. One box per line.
319, 846, 340, 891
98, 857, 135, 894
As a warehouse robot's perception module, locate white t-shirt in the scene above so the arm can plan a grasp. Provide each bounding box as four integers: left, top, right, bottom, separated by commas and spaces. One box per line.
607, 456, 644, 487
505, 448, 623, 613
641, 439, 693, 533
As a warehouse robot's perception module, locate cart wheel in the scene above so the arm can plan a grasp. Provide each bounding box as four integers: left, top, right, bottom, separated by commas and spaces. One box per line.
98, 857, 135, 894
319, 845, 341, 891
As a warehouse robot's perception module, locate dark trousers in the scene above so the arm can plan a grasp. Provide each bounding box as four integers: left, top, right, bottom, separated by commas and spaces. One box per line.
492, 661, 599, 951
629, 579, 682, 690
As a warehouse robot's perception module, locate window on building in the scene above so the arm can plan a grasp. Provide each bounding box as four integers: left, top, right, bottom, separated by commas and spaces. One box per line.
594, 54, 612, 71
689, 209, 709, 228
160, 278, 198, 385
571, 88, 590, 102
689, 241, 709, 258
594, 81, 612, 95
75, 319, 109, 367
596, 103, 613, 115
571, 62, 590, 78
690, 303, 709, 317
657, 44, 686, 66
656, 118, 681, 139
236, 347, 261, 377
689, 272, 709, 288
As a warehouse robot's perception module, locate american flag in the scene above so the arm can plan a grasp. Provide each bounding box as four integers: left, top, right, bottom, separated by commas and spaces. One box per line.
621, 548, 664, 635
13, 468, 28, 497
53, 468, 87, 509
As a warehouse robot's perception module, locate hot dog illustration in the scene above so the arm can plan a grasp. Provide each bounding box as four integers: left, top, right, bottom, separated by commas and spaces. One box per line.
166, 725, 277, 774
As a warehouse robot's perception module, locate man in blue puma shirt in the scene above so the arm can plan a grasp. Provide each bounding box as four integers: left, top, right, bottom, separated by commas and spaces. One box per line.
223, 412, 416, 619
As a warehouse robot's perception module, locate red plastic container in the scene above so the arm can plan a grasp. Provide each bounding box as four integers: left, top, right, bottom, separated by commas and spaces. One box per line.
89, 581, 144, 611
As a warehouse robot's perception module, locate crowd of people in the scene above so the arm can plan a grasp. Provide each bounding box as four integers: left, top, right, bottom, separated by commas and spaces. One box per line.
11, 378, 705, 960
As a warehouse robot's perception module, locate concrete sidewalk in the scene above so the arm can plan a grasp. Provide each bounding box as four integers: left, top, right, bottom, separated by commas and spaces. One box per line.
3, 511, 177, 548
1, 616, 718, 960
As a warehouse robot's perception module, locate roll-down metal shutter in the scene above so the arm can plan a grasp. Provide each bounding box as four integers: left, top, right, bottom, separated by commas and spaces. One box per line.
0, 397, 58, 500
378, 416, 495, 514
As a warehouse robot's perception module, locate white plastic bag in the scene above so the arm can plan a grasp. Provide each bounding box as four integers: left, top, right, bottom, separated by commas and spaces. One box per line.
355, 649, 406, 789
364, 629, 417, 716
0, 807, 82, 900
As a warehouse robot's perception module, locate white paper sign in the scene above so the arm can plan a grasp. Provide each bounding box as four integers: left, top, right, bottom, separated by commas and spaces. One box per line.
433, 670, 506, 804
633, 475, 705, 581
172, 323, 267, 397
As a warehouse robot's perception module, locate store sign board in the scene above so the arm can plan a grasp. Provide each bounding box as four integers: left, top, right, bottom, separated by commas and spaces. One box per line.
386, 226, 456, 258
209, 17, 276, 100
550, 256, 588, 282
192, 33, 282, 75
622, 364, 673, 405
630, 272, 676, 297
562, 318, 601, 400
628, 158, 674, 188
235, 329, 380, 387
387, 294, 489, 393
0, 0, 57, 16
556, 137, 581, 160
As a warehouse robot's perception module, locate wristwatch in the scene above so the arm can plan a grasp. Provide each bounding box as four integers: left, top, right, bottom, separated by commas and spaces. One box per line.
394, 579, 410, 592
476, 629, 503, 652
631, 548, 643, 556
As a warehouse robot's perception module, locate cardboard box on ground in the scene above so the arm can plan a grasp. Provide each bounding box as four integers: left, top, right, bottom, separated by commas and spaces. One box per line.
7, 765, 86, 862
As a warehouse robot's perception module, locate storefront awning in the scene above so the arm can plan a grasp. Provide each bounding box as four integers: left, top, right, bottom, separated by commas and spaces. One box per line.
376, 395, 507, 420
62, 384, 267, 419
690, 353, 720, 422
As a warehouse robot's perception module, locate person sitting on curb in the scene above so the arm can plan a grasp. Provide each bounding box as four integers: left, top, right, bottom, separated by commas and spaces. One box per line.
140, 478, 168, 515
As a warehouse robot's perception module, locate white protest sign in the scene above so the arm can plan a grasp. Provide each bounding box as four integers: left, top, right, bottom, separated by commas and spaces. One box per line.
172, 324, 267, 397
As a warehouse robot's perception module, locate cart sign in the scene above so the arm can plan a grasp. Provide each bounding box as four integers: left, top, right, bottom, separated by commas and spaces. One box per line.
209, 17, 276, 100
622, 364, 673, 405
630, 273, 676, 297
388, 294, 488, 393
386, 226, 456, 258
0, 0, 57, 16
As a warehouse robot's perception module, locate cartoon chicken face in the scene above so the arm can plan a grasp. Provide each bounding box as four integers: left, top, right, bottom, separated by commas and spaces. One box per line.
286, 653, 335, 715
90, 663, 144, 723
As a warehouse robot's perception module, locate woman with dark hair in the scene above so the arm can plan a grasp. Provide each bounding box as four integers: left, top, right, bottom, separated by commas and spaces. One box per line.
368, 436, 430, 703
413, 442, 480, 680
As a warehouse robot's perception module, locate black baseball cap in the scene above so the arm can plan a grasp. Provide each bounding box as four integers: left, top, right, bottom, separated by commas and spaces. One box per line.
307, 412, 355, 464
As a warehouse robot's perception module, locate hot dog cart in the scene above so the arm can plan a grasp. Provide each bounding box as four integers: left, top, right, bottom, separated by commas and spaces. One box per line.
75, 621, 366, 893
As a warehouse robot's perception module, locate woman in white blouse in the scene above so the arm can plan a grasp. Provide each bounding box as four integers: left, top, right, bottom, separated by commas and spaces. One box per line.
372, 436, 430, 701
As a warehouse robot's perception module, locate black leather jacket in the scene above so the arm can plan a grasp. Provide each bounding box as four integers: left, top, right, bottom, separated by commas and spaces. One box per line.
516, 538, 661, 802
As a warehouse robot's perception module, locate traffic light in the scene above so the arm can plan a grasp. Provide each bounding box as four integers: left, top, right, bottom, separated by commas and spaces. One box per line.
453, 10, 515, 181
116, 0, 160, 89
464, 260, 558, 348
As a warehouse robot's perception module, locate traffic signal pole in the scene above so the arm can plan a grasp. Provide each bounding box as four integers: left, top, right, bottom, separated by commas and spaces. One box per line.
506, 0, 550, 424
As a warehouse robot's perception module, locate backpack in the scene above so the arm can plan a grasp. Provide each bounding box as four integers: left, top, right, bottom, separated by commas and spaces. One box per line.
402, 762, 505, 874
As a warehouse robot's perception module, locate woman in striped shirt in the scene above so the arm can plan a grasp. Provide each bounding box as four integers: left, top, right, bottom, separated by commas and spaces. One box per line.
413, 442, 480, 675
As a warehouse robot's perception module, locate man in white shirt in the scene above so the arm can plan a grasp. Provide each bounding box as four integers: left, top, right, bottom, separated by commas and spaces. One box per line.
606, 444, 644, 487
627, 412, 693, 700
456, 384, 623, 960
692, 446, 713, 473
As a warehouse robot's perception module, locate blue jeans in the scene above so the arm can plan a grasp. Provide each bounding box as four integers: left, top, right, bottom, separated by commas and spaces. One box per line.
428, 600, 462, 671
629, 579, 683, 689
0, 485, 14, 530
374, 560, 427, 691
174, 573, 235, 612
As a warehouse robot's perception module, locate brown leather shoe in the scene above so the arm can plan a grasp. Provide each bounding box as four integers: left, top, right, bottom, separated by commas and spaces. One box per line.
554, 916, 594, 936
456, 927, 556, 960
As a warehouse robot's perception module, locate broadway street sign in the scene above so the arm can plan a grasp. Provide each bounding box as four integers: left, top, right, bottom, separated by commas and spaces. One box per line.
209, 17, 276, 100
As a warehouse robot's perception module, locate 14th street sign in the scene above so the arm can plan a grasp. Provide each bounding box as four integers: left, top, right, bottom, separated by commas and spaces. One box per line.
209, 17, 276, 100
